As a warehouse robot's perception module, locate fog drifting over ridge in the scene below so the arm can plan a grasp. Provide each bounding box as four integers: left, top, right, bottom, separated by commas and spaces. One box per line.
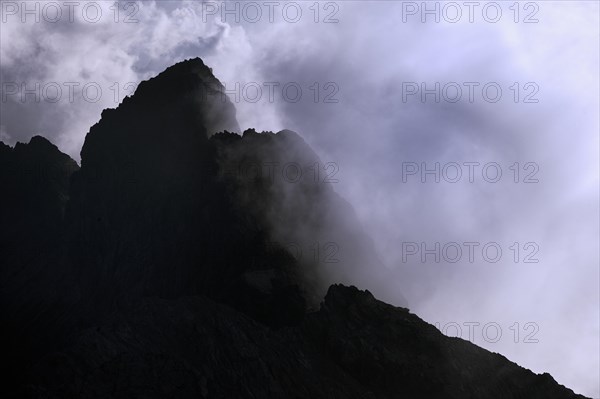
1, 1, 598, 397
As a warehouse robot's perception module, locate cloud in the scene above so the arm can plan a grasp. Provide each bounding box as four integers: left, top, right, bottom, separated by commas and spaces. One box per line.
0, 1, 598, 396
237, 2, 599, 396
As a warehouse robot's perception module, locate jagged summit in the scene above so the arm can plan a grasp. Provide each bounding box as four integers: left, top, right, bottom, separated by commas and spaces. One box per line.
18, 135, 54, 149
121, 57, 236, 118
81, 57, 239, 166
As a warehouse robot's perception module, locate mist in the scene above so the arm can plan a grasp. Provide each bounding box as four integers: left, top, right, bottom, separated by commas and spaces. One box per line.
1, 1, 598, 397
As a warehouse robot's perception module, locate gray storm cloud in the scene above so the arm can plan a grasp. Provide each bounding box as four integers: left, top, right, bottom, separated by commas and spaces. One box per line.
1, 1, 598, 397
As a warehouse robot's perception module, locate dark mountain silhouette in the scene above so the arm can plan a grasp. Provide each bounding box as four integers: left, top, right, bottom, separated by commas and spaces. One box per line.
0, 58, 589, 398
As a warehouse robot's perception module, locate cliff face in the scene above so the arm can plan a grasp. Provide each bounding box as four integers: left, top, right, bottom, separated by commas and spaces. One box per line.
211, 129, 408, 309
0, 58, 589, 398
65, 60, 309, 329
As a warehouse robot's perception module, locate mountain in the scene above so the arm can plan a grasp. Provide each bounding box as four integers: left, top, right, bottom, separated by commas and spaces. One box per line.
0, 58, 589, 398
1, 136, 80, 387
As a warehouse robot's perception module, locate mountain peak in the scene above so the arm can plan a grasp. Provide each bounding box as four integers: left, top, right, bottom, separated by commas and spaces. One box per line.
126, 57, 226, 106
80, 57, 239, 167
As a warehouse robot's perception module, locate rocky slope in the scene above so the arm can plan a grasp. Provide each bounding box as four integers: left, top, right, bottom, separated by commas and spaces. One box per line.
24, 285, 584, 399
0, 58, 589, 398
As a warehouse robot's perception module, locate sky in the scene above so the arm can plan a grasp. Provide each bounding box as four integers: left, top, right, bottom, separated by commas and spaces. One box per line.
1, 0, 599, 397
